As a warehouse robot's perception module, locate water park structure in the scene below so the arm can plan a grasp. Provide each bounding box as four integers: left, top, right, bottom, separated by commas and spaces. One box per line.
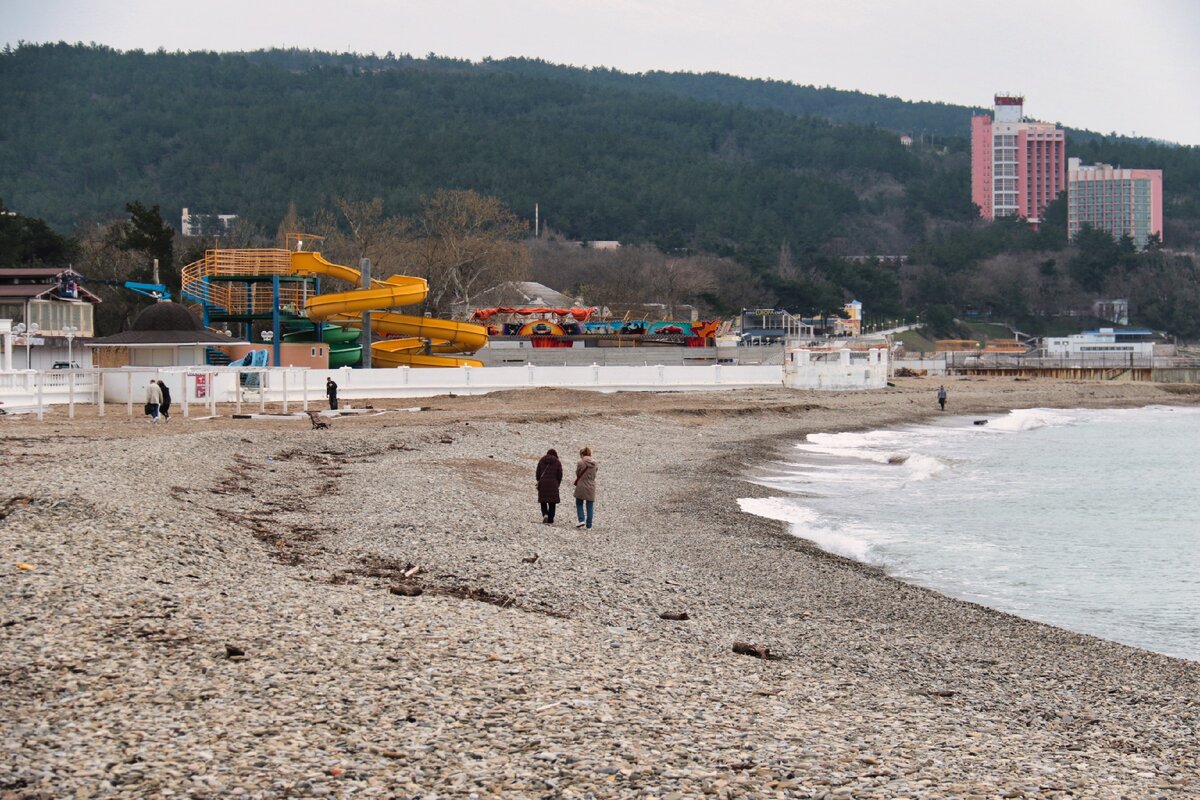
471, 306, 723, 349
180, 234, 487, 368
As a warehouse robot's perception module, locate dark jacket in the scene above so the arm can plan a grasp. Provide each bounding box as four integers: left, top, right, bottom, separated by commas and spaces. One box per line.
536, 453, 563, 504
158, 382, 172, 410
326, 380, 338, 399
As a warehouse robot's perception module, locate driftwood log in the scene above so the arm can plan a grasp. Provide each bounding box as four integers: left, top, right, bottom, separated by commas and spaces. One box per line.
659, 611, 690, 621
389, 584, 423, 597
732, 641, 771, 659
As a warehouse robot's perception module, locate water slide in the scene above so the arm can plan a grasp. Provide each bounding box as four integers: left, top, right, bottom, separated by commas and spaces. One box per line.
290, 252, 487, 368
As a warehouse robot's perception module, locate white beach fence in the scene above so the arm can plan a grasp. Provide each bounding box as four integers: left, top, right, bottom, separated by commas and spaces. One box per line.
0, 348, 888, 418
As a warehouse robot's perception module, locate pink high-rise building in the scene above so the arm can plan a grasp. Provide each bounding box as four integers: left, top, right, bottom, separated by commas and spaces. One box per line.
971, 95, 1066, 224
1067, 158, 1163, 249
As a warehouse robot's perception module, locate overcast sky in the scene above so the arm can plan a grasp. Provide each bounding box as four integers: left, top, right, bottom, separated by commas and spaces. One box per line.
6, 0, 1199, 144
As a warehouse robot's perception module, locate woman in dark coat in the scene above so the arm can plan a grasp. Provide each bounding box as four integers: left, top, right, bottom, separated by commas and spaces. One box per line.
156, 379, 172, 423
535, 448, 563, 523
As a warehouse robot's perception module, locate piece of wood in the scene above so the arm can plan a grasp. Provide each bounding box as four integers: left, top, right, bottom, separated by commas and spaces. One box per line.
659, 611, 690, 621
732, 641, 770, 659
389, 584, 423, 597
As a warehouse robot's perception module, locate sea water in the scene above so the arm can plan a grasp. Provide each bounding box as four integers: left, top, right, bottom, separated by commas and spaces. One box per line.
739, 405, 1200, 662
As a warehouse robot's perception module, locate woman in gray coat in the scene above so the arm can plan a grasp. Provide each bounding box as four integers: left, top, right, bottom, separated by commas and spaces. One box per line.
573, 446, 598, 529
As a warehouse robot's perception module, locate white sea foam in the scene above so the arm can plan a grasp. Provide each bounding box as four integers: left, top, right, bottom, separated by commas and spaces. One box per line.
902, 453, 947, 481
984, 408, 1076, 433
737, 497, 878, 562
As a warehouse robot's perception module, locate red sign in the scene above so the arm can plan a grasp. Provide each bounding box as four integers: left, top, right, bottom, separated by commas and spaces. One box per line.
195, 373, 208, 398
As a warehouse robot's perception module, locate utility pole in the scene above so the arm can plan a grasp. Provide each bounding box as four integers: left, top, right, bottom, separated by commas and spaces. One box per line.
360, 258, 372, 369
534, 203, 539, 238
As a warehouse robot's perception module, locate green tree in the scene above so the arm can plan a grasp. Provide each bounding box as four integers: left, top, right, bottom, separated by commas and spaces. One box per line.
1069, 225, 1120, 293
0, 199, 76, 264
116, 202, 178, 289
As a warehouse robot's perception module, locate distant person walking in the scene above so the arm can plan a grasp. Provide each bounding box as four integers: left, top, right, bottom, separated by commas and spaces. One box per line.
573, 446, 598, 529
145, 378, 163, 424
937, 385, 947, 412
326, 377, 338, 411
156, 379, 172, 423
536, 448, 563, 524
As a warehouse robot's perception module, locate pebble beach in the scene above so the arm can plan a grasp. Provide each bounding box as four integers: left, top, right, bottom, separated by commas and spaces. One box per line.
2, 377, 1199, 799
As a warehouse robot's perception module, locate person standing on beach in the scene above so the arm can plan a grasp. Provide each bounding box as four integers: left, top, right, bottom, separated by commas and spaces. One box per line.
156, 379, 172, 423
145, 378, 163, 424
326, 377, 338, 411
937, 385, 947, 411
574, 446, 598, 529
536, 448, 563, 524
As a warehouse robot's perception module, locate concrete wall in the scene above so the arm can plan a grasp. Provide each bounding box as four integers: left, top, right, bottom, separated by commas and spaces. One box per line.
784, 348, 889, 390
1152, 368, 1200, 384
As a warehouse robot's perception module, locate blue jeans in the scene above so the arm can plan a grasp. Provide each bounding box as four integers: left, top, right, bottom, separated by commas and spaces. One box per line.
575, 498, 594, 528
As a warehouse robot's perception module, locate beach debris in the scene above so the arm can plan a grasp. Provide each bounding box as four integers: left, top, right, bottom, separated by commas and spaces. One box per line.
659, 611, 690, 621
887, 454, 908, 464
403, 563, 422, 578
389, 584, 423, 597
974, 419, 988, 426
224, 643, 245, 659
1, 497, 34, 521
521, 553, 539, 564
15, 563, 35, 571
732, 640, 771, 659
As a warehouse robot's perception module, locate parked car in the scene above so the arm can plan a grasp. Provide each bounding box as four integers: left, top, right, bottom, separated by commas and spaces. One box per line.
51, 361, 81, 370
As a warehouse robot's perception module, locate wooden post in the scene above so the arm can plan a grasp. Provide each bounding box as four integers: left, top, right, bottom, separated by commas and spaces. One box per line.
282, 369, 289, 413
126, 372, 134, 416
209, 372, 217, 416
36, 373, 44, 421
97, 371, 105, 417
67, 372, 76, 419
258, 371, 266, 413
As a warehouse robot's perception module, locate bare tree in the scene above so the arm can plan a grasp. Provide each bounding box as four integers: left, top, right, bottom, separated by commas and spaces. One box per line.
74, 218, 162, 333
406, 190, 529, 314
294, 198, 410, 287
650, 259, 717, 318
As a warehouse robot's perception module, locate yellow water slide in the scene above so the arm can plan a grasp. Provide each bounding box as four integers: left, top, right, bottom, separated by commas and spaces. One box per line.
290, 251, 487, 367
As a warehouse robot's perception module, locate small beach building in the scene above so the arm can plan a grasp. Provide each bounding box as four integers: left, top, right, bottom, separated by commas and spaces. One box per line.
0, 267, 100, 369
1042, 328, 1157, 358
87, 302, 245, 368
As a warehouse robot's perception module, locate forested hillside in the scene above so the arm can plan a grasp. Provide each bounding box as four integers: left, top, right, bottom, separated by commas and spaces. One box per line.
2, 43, 1199, 338
0, 43, 972, 258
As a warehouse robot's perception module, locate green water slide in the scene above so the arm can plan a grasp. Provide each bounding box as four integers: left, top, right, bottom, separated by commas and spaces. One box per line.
283, 323, 363, 367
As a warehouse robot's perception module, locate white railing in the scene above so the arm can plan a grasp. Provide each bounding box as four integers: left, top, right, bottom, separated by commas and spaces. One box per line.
0, 370, 101, 420
2, 364, 788, 421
